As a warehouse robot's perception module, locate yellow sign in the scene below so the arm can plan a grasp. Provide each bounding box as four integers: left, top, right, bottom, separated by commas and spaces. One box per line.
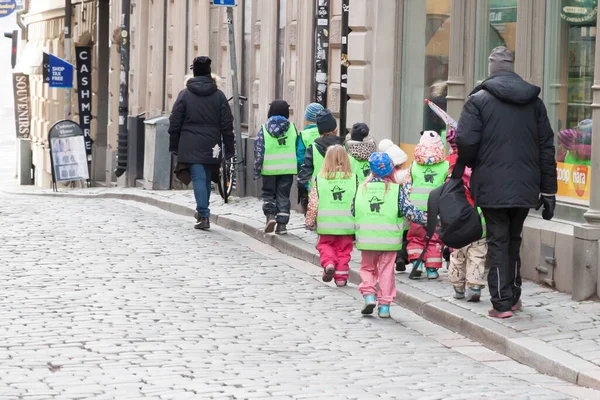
556, 162, 590, 200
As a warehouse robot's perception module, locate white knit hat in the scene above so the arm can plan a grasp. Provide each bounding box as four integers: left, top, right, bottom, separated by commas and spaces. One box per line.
378, 139, 408, 166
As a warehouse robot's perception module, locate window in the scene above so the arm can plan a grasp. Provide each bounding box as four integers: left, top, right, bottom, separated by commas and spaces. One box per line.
275, 0, 287, 100
400, 0, 452, 148
545, 1, 596, 203
474, 0, 518, 84
241, 0, 252, 125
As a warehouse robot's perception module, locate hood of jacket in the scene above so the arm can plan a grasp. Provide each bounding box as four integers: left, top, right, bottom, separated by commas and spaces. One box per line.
473, 71, 541, 105
265, 116, 290, 138
186, 76, 218, 96
345, 135, 377, 161
314, 135, 344, 157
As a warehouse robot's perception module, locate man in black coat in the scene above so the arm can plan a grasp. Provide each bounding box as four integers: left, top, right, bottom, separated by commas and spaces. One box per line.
169, 56, 234, 230
456, 47, 557, 318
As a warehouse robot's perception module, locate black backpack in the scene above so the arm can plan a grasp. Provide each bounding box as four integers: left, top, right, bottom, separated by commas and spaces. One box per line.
409, 163, 483, 279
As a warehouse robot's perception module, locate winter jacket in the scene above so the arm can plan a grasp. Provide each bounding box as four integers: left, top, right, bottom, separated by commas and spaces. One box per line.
297, 135, 344, 191
345, 135, 377, 161
456, 71, 557, 208
296, 124, 317, 169
168, 76, 234, 165
253, 116, 298, 178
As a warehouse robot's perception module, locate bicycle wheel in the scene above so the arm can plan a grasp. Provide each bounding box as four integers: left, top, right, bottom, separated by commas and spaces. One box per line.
218, 157, 235, 203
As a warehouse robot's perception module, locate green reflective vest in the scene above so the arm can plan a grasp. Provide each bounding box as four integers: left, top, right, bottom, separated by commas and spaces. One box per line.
349, 154, 371, 184
309, 143, 325, 190
478, 207, 486, 239
316, 173, 357, 235
354, 182, 405, 251
262, 124, 298, 175
410, 160, 450, 211
301, 126, 320, 150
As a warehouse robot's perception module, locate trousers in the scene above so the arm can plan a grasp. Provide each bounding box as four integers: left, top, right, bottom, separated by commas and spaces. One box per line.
190, 164, 213, 218
359, 250, 397, 305
448, 238, 487, 288
406, 222, 443, 269
262, 174, 294, 224
316, 234, 353, 281
481, 207, 529, 312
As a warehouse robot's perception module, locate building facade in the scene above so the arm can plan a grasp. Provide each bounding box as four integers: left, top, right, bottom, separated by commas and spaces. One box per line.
12, 0, 600, 299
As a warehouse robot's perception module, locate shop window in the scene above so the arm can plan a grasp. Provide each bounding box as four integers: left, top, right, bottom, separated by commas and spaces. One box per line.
400, 0, 452, 149
275, 0, 287, 100
545, 1, 596, 203
241, 0, 252, 125
474, 0, 518, 84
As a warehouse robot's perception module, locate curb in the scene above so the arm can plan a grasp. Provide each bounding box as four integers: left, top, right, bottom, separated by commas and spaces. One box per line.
7, 189, 600, 390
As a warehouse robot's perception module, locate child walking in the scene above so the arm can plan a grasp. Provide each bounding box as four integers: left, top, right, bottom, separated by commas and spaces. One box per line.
345, 123, 377, 184
305, 145, 358, 286
298, 103, 325, 214
254, 100, 299, 235
356, 152, 426, 318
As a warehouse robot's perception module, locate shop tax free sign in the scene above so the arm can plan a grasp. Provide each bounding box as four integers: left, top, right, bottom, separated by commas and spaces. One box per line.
42, 53, 74, 88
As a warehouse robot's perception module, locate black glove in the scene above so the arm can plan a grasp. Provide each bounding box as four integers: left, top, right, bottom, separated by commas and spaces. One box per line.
536, 195, 556, 221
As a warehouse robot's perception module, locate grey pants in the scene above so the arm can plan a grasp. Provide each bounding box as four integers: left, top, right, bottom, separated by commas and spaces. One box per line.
262, 174, 293, 224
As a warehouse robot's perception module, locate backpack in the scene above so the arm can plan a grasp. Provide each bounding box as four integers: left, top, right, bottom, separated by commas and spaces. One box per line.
409, 163, 483, 279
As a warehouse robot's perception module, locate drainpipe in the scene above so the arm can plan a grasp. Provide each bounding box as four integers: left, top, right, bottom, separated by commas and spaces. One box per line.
16, 0, 28, 40
115, 0, 131, 177
161, 0, 167, 112
64, 0, 72, 120
185, 0, 190, 73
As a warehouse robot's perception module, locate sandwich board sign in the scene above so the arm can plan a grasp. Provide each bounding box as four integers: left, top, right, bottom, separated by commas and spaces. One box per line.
48, 120, 89, 191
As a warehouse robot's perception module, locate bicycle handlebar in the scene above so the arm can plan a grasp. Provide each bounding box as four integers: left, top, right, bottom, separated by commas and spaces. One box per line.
227, 96, 248, 102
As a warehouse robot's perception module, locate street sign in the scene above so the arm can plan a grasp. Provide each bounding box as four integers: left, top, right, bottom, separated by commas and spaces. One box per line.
48, 120, 90, 190
0, 0, 16, 18
75, 46, 93, 155
213, 0, 235, 6
12, 73, 31, 139
42, 52, 74, 88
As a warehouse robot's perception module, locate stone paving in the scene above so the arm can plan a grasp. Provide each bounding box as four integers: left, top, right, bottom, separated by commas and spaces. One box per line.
1, 191, 599, 398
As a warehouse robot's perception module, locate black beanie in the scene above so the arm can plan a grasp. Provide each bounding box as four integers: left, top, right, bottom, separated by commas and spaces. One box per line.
268, 99, 290, 119
316, 109, 337, 134
191, 56, 212, 77
350, 122, 369, 141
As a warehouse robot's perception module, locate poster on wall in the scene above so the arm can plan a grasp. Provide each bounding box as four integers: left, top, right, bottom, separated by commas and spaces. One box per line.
315, 0, 329, 107
48, 120, 89, 191
556, 162, 590, 200
75, 46, 93, 155
340, 0, 350, 135
12, 72, 30, 139
561, 0, 597, 24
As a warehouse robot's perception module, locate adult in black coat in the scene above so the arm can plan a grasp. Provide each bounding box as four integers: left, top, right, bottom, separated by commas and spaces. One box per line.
456, 47, 557, 318
169, 56, 234, 230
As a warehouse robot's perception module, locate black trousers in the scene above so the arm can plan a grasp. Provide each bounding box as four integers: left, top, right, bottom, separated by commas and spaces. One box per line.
396, 230, 409, 264
262, 174, 293, 224
481, 207, 529, 312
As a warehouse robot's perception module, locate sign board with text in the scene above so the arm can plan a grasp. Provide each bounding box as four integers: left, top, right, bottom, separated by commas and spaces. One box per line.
43, 52, 74, 88
48, 120, 89, 188
212, 0, 235, 6
556, 162, 590, 200
0, 0, 16, 18
75, 46, 93, 155
12, 73, 30, 138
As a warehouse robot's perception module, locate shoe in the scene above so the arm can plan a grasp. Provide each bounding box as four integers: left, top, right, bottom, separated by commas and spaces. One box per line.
194, 211, 200, 222
426, 268, 439, 279
395, 259, 406, 272
488, 308, 513, 319
194, 217, 210, 230
334, 280, 347, 287
264, 215, 276, 233
322, 265, 334, 283
453, 287, 465, 299
275, 223, 287, 235
378, 305, 390, 318
408, 261, 423, 279
361, 295, 377, 315
466, 286, 481, 302
512, 299, 522, 312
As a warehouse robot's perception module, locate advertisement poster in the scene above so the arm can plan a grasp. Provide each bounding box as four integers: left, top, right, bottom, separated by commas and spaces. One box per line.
48, 120, 90, 184
314, 0, 329, 107
556, 162, 590, 200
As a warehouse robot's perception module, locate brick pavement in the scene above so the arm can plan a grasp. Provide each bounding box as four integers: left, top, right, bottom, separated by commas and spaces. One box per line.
0, 191, 598, 398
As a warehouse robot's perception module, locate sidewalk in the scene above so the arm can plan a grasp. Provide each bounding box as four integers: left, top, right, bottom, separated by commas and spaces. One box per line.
5, 183, 600, 390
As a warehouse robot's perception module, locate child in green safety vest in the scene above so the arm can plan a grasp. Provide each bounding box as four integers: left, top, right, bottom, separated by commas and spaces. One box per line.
404, 130, 450, 280
345, 123, 377, 184
305, 145, 358, 287
356, 152, 426, 318
253, 100, 300, 235
297, 103, 325, 213
297, 109, 344, 202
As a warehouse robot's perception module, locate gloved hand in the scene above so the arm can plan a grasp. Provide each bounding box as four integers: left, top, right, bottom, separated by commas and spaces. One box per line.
536, 195, 556, 220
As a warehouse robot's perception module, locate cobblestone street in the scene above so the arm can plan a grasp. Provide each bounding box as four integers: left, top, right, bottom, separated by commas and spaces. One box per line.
0, 191, 598, 399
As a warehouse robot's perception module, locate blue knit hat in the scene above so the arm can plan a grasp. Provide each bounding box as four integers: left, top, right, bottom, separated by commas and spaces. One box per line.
305, 103, 324, 123
368, 152, 394, 178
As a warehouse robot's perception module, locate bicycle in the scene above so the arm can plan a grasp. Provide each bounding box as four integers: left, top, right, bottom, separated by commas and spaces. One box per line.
217, 95, 247, 203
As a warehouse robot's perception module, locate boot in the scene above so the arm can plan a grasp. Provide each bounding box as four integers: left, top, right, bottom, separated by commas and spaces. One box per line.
488, 308, 513, 319
275, 223, 287, 235
395, 259, 406, 272
378, 304, 390, 318
426, 267, 439, 279
322, 265, 334, 282
361, 295, 377, 315
511, 299, 522, 312
194, 217, 210, 230
453, 286, 465, 299
264, 214, 276, 233
466, 286, 481, 302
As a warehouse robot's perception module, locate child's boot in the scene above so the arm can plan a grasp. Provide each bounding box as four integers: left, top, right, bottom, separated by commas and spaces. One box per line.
395, 258, 406, 272
426, 267, 439, 279
453, 286, 465, 299
265, 215, 276, 233
408, 261, 423, 279
361, 295, 377, 315
378, 304, 390, 318
322, 264, 335, 282
335, 280, 347, 287
466, 286, 481, 302
275, 223, 287, 235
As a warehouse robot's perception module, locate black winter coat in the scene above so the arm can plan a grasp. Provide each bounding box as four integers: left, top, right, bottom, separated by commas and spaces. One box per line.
456, 71, 557, 208
168, 76, 234, 165
297, 135, 344, 191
